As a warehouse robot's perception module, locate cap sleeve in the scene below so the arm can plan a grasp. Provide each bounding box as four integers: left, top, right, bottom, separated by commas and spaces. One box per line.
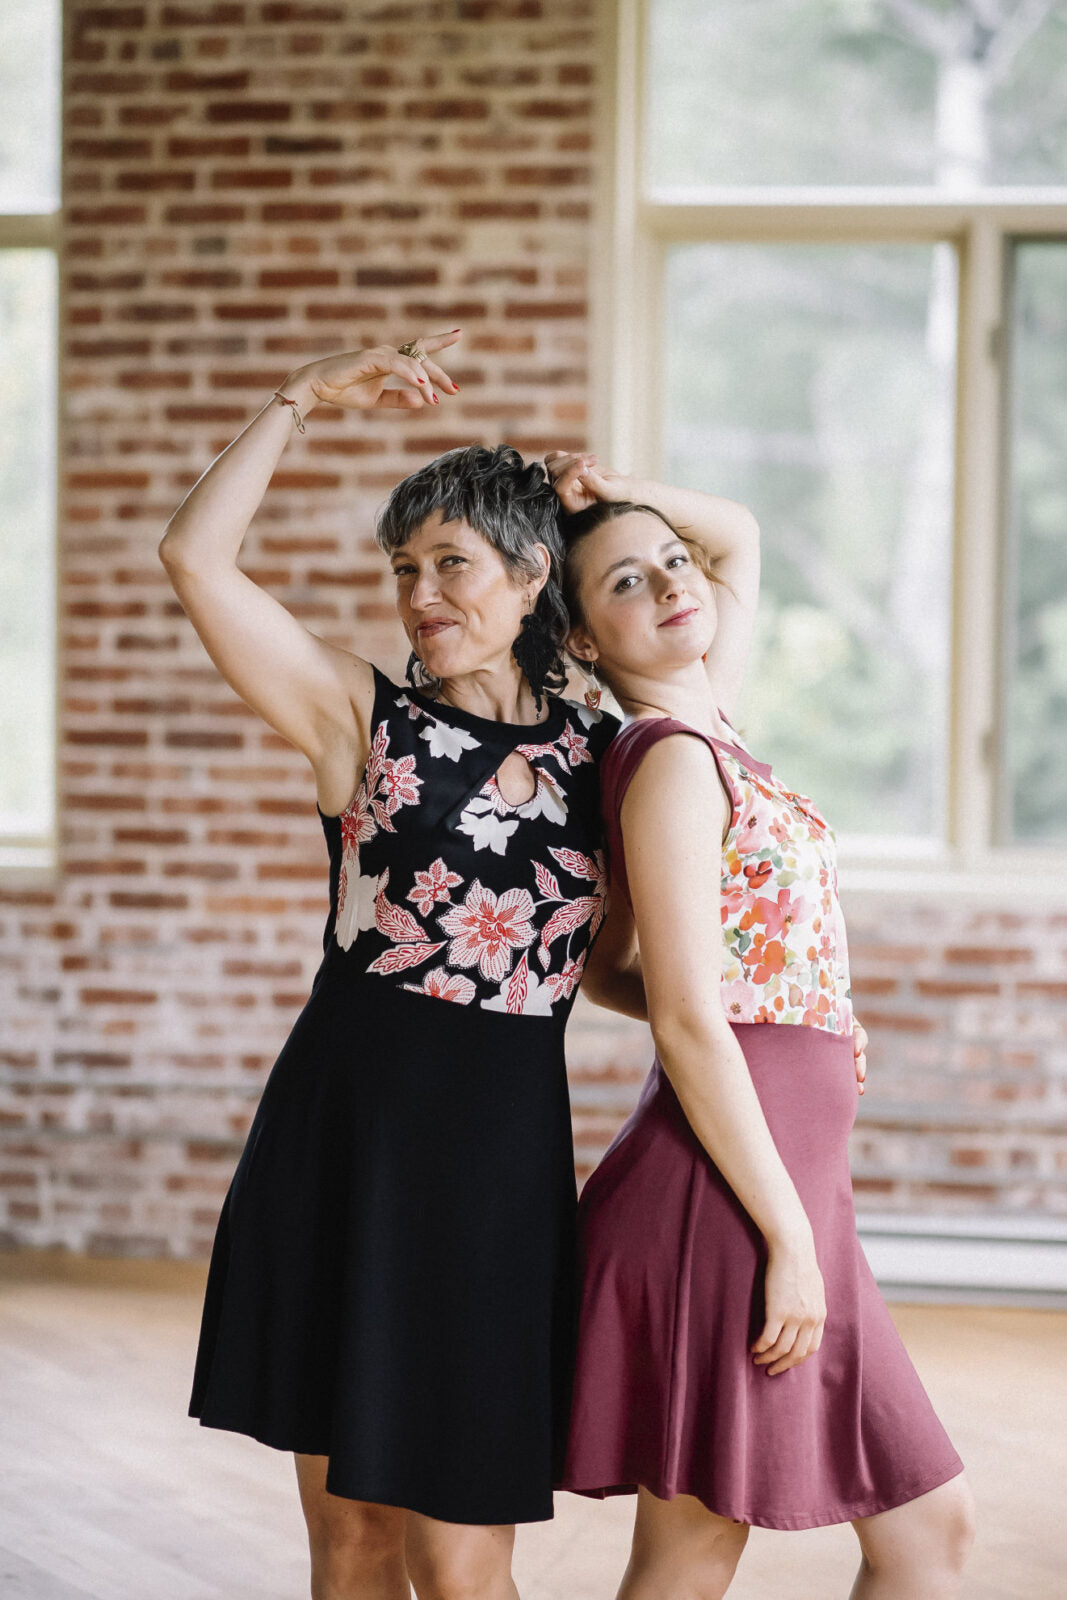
600, 718, 744, 910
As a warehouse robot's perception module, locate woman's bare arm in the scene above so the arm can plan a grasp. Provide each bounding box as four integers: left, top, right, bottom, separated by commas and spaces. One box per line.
621, 732, 826, 1376
159, 335, 461, 815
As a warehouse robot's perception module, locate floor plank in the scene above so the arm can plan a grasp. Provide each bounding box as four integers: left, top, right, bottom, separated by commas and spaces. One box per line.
1, 1274, 1064, 1598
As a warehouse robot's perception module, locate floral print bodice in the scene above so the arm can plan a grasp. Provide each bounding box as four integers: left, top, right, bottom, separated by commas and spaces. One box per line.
602, 715, 854, 1037
317, 667, 618, 1019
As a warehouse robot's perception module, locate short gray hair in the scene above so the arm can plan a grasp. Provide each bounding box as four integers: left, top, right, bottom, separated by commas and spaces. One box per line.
376, 443, 569, 690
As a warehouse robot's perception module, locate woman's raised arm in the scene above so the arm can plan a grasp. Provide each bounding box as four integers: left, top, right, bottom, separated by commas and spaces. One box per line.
546, 451, 760, 719
620, 730, 826, 1378
159, 334, 461, 815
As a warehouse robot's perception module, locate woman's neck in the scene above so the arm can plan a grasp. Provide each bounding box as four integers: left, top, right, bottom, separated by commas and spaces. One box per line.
435, 661, 548, 726
611, 664, 727, 739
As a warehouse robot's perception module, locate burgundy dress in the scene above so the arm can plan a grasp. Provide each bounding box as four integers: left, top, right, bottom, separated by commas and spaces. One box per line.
557, 715, 963, 1530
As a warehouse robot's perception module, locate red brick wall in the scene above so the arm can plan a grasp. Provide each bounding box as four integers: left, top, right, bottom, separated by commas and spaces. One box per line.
0, 1, 1064, 1256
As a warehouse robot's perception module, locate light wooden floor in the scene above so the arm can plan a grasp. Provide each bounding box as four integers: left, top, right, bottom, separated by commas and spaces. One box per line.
1, 1257, 1065, 1600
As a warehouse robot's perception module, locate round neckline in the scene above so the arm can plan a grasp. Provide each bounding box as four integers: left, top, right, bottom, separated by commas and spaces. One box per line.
623, 708, 741, 748
404, 682, 567, 741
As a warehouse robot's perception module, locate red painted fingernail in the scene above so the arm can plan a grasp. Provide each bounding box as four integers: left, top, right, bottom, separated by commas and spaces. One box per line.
432, 394, 439, 403
416, 376, 426, 384
452, 382, 460, 392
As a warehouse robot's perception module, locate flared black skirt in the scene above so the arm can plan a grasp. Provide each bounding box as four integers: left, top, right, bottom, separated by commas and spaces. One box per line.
191, 971, 578, 1525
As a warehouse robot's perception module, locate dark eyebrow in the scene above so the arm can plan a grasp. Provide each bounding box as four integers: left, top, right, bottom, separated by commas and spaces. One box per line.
598, 537, 687, 583
390, 541, 465, 563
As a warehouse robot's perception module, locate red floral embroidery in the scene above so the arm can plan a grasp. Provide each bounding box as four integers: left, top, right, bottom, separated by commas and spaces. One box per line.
373, 868, 428, 944
558, 722, 592, 767
402, 966, 477, 1004
504, 951, 530, 1014
367, 941, 445, 976
536, 846, 606, 969
407, 857, 463, 918
545, 953, 586, 1001
548, 845, 607, 898
438, 880, 537, 983
371, 752, 422, 831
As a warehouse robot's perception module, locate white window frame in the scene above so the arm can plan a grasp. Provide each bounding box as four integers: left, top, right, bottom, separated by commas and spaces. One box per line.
595, 0, 1067, 898
0, 210, 61, 875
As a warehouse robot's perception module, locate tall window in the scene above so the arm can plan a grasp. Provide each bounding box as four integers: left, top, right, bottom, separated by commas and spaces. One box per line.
606, 0, 1067, 875
0, 0, 60, 869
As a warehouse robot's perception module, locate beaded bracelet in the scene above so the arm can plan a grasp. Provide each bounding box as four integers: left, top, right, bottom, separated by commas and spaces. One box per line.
272, 389, 306, 433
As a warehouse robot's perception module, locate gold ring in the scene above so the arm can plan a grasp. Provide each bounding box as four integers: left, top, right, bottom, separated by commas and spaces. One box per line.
397, 340, 426, 362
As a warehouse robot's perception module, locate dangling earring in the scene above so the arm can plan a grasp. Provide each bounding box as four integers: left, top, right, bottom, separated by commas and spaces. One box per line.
582, 663, 602, 712
511, 596, 566, 714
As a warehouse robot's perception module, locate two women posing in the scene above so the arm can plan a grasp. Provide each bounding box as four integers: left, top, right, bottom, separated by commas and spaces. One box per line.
161, 330, 973, 1600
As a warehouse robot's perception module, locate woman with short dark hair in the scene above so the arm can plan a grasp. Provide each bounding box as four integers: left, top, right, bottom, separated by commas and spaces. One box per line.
158, 334, 635, 1600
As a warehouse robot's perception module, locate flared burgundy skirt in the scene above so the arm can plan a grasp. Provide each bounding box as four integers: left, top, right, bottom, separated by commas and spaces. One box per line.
558, 1023, 964, 1530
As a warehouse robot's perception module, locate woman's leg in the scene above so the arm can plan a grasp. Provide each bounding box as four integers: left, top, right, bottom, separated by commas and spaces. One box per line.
614, 1486, 750, 1600
405, 1513, 518, 1600
850, 1472, 975, 1600
294, 1454, 410, 1600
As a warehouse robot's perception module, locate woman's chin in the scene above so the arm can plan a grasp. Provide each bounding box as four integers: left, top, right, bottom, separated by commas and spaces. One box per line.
413, 636, 463, 679
639, 632, 714, 674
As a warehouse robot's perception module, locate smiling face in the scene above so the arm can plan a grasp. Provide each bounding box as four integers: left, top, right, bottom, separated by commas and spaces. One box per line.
390, 509, 543, 684
565, 509, 717, 688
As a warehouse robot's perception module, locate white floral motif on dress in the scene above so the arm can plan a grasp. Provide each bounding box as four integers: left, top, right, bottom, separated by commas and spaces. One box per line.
334, 689, 612, 1015
515, 771, 567, 826
407, 857, 464, 918
481, 951, 555, 1016
544, 953, 586, 1002
402, 967, 477, 1005
335, 722, 424, 948
457, 769, 568, 855
420, 719, 481, 762
373, 752, 421, 830
438, 880, 536, 983
558, 721, 593, 767
364, 869, 446, 975
456, 794, 520, 855
335, 863, 384, 953
535, 846, 607, 970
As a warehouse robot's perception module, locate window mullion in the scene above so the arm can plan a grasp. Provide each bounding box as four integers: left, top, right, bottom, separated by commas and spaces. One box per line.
948, 214, 1006, 861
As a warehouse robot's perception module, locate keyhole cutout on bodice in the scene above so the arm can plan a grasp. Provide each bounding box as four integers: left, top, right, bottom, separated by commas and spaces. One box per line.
494, 751, 538, 806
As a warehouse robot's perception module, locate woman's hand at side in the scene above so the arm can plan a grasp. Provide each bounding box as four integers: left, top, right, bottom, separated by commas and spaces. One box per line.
620, 730, 826, 1377
854, 1019, 869, 1094
158, 332, 462, 815
752, 1226, 827, 1377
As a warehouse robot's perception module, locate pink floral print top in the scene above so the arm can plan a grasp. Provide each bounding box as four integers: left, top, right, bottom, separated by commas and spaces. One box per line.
601, 714, 854, 1037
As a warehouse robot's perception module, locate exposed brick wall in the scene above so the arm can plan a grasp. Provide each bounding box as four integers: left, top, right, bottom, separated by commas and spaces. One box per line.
0, 1, 1065, 1257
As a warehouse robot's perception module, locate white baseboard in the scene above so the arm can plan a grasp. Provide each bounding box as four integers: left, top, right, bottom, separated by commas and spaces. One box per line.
857, 1213, 1067, 1307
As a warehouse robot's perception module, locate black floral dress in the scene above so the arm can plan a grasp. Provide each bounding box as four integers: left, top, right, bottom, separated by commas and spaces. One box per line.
189, 666, 618, 1525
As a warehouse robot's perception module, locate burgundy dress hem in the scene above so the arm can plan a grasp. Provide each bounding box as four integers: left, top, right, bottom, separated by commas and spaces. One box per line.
561, 1453, 965, 1532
